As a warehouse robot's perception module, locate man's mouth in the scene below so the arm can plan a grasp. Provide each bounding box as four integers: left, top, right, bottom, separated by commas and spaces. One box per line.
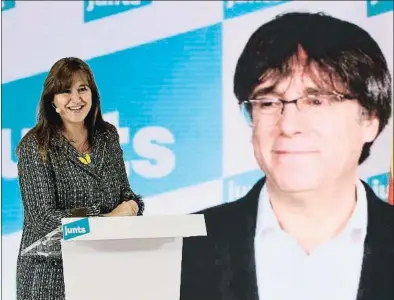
273, 149, 319, 155
274, 150, 317, 154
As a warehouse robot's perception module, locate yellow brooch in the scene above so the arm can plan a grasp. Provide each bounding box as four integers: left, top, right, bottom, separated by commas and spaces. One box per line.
79, 153, 92, 165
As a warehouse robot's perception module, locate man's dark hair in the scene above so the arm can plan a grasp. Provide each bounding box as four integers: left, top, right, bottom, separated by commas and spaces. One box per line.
234, 12, 392, 164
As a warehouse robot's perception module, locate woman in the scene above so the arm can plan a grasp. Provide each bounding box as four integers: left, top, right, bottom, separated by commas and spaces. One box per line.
16, 57, 144, 299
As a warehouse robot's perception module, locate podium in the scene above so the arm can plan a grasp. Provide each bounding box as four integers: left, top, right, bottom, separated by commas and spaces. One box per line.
21, 215, 207, 300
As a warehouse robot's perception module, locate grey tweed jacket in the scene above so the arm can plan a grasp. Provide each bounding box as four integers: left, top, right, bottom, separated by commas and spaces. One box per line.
16, 122, 144, 300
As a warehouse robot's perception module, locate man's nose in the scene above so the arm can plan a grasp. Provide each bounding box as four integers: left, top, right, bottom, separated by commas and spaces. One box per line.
277, 102, 305, 137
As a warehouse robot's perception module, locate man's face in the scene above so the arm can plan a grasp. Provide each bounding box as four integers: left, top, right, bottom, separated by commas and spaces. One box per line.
250, 66, 379, 192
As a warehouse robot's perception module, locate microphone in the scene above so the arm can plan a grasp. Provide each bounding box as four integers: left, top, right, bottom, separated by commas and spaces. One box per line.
52, 102, 61, 113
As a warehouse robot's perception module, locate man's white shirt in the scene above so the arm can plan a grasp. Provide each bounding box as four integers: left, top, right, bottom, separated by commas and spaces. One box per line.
254, 180, 367, 300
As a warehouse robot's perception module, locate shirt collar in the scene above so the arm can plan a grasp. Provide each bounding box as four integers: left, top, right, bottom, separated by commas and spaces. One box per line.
256, 180, 368, 241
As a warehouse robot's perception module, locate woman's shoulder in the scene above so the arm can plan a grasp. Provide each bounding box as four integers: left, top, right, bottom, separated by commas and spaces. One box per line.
16, 129, 40, 158
96, 121, 120, 140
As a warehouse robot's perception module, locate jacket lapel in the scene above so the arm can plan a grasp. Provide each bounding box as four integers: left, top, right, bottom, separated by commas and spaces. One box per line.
52, 131, 108, 180
227, 178, 264, 300
91, 131, 108, 176
356, 182, 394, 300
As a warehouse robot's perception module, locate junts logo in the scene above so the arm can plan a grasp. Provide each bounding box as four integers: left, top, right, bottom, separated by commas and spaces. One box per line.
223, 0, 290, 20
367, 172, 390, 202
2, 0, 16, 11
62, 218, 90, 240
366, 0, 393, 17
84, 0, 152, 23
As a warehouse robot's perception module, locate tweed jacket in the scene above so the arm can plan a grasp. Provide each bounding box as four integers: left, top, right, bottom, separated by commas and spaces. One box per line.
16, 122, 144, 300
180, 178, 394, 300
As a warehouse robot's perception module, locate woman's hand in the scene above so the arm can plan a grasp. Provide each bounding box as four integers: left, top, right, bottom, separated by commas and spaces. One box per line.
104, 200, 139, 217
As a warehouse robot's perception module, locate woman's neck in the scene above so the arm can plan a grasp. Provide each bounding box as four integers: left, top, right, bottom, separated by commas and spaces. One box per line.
62, 123, 89, 153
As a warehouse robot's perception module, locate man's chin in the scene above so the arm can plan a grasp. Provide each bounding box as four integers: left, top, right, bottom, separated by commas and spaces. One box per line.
269, 174, 321, 193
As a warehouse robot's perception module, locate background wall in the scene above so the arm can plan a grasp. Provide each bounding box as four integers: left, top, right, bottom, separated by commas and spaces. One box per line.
2, 1, 393, 299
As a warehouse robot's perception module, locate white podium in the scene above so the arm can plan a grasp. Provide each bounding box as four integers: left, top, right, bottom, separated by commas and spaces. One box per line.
60, 215, 206, 300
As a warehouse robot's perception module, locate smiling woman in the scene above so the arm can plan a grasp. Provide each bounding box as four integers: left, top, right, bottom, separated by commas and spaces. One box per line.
15, 57, 144, 300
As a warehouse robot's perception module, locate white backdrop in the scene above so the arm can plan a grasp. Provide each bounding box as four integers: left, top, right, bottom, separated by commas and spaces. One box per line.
2, 1, 393, 299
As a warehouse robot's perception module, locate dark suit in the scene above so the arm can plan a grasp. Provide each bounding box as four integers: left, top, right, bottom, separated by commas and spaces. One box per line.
180, 178, 394, 300
16, 122, 143, 300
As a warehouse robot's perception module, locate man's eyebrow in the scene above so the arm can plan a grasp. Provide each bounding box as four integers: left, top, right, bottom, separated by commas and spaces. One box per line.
302, 87, 325, 94
250, 85, 277, 98
250, 84, 333, 99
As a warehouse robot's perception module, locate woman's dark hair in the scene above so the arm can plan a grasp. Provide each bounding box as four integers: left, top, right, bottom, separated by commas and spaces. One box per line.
234, 12, 392, 164
18, 57, 108, 160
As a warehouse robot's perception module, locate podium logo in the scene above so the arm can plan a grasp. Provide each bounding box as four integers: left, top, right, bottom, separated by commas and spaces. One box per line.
62, 218, 90, 240
2, 0, 15, 11
224, 0, 290, 20
367, 0, 393, 17
84, 0, 152, 23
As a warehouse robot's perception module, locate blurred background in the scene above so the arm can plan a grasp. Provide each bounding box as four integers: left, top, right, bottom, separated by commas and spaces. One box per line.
1, 1, 393, 299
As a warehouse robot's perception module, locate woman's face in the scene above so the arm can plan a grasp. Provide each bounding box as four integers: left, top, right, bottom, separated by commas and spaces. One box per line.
53, 72, 92, 126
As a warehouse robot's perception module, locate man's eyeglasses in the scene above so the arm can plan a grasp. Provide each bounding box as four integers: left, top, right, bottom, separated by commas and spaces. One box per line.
239, 91, 353, 124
